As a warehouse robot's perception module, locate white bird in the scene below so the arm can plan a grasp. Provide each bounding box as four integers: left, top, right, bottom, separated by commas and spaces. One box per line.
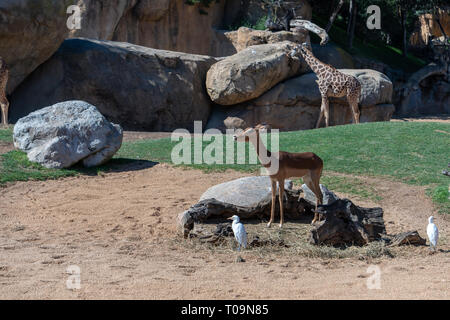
229, 215, 247, 251
427, 216, 439, 252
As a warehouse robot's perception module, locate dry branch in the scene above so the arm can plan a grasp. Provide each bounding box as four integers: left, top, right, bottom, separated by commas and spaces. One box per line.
289, 19, 330, 45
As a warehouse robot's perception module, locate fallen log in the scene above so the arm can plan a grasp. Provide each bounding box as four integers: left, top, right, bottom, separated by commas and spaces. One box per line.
389, 231, 426, 246
310, 199, 386, 246
289, 19, 330, 46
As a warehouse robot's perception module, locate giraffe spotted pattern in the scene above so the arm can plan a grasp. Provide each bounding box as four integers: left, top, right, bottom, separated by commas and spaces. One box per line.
292, 43, 361, 128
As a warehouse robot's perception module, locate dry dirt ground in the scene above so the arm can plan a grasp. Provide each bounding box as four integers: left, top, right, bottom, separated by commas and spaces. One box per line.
0, 130, 449, 300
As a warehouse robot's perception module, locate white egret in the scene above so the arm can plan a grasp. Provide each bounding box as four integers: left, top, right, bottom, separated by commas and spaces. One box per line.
427, 216, 439, 252
229, 215, 247, 251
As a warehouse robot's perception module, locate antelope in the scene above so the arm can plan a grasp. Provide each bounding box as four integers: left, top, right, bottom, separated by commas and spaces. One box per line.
233, 124, 324, 228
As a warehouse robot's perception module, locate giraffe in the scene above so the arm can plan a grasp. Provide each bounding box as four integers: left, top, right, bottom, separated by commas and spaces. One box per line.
0, 56, 9, 127
291, 43, 361, 128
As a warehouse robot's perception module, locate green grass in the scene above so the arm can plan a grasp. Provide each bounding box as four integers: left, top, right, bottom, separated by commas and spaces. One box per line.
311, 14, 426, 74
1, 122, 449, 213
0, 125, 13, 143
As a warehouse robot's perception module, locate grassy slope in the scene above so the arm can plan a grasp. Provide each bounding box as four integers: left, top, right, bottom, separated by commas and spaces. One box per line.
0, 122, 448, 213
0, 126, 13, 143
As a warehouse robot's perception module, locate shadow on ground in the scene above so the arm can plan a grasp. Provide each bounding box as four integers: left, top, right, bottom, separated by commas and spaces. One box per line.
76, 158, 159, 176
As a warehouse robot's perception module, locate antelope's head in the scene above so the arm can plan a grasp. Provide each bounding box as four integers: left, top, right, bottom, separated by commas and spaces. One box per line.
233, 124, 270, 142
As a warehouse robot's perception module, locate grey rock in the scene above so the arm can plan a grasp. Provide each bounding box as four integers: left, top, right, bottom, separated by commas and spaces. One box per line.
206, 41, 309, 105
13, 100, 123, 169
10, 38, 218, 131
301, 184, 339, 206
200, 176, 293, 208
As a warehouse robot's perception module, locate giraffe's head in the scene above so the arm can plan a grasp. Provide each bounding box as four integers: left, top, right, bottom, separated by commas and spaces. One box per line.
290, 42, 310, 58
233, 123, 270, 142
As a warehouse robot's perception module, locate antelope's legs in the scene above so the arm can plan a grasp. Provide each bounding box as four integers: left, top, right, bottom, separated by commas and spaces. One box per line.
267, 179, 277, 228
278, 179, 285, 228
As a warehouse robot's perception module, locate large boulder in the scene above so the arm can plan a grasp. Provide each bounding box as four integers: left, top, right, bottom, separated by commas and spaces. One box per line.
13, 101, 123, 169
199, 176, 293, 207
10, 38, 218, 131
206, 41, 309, 105
207, 69, 395, 131
0, 0, 72, 93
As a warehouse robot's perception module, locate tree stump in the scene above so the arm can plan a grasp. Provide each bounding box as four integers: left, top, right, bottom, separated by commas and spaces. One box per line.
310, 199, 386, 246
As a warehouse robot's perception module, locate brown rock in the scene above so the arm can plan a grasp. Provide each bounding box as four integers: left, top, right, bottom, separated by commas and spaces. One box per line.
206, 41, 309, 105
220, 27, 308, 53
0, 0, 71, 93
71, 0, 231, 56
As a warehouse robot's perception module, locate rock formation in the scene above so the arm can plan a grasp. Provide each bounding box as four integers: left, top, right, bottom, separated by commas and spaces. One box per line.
0, 0, 72, 93
10, 38, 218, 131
206, 41, 309, 105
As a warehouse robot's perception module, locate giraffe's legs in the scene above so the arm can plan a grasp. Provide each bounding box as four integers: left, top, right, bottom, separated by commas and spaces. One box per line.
324, 98, 330, 127
267, 179, 277, 228
347, 87, 360, 124
0, 101, 8, 127
316, 96, 329, 128
316, 96, 330, 128
350, 101, 360, 124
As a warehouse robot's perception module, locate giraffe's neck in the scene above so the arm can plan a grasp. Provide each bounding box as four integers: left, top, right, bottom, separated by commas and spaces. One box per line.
300, 46, 332, 75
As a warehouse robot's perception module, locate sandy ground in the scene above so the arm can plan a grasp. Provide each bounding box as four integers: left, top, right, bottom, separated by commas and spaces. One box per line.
0, 162, 449, 299
0, 125, 449, 299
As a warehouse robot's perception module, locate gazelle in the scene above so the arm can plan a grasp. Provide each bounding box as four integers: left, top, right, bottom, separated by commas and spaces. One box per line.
233, 124, 324, 228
